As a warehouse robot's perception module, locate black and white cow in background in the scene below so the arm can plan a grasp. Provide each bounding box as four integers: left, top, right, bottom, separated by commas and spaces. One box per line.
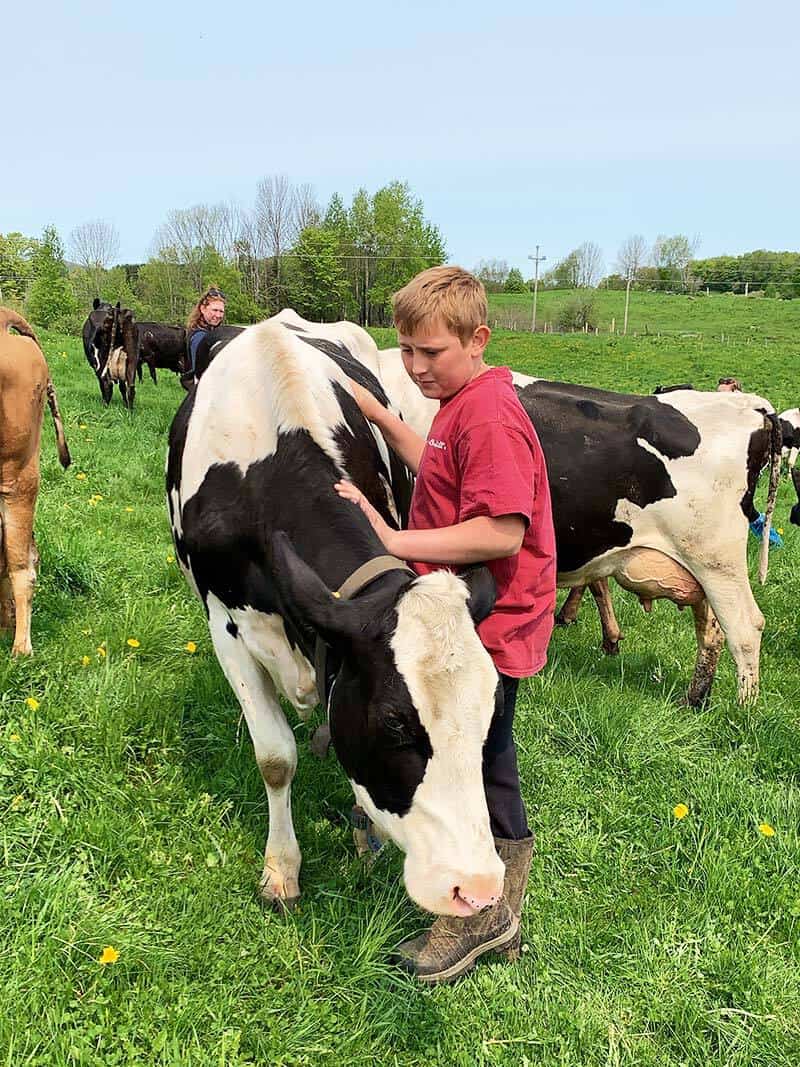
135, 322, 188, 384
368, 349, 790, 705
167, 317, 507, 915
81, 299, 138, 409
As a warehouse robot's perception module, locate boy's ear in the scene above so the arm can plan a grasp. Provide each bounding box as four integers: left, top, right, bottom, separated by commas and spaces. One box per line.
472, 324, 491, 355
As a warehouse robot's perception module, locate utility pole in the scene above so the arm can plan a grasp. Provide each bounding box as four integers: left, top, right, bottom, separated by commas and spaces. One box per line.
528, 246, 546, 333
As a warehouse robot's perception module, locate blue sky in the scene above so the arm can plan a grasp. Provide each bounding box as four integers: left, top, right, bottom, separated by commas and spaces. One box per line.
3, 0, 798, 276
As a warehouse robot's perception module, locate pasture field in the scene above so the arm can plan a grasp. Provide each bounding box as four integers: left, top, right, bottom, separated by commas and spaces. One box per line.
1, 324, 799, 1066
485, 288, 800, 343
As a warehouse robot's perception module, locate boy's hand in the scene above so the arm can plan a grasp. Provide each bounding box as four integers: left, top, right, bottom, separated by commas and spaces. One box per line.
348, 379, 386, 425
335, 481, 397, 554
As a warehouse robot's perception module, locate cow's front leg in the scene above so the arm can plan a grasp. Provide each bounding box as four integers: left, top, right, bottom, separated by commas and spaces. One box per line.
208, 601, 301, 908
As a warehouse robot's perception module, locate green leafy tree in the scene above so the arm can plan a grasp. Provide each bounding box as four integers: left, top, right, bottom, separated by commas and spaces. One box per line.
26, 225, 79, 331
503, 267, 527, 293
0, 231, 40, 304
289, 227, 352, 321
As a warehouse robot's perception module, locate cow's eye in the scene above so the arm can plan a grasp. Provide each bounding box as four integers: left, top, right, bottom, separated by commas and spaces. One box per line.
381, 713, 415, 747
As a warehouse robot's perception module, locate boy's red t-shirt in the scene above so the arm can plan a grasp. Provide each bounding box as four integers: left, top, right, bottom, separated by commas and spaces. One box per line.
409, 366, 557, 678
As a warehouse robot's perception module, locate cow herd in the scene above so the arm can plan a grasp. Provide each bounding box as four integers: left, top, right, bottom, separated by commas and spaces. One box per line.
81, 298, 189, 409
1, 301, 799, 921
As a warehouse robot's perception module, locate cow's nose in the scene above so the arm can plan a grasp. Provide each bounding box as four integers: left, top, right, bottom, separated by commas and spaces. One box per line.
453, 887, 500, 912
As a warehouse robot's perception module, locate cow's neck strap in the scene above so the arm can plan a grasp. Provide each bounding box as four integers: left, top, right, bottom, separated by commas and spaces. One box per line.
314, 554, 416, 720
335, 555, 415, 601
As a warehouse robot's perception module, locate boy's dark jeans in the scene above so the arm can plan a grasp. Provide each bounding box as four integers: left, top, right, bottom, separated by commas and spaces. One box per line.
482, 674, 530, 841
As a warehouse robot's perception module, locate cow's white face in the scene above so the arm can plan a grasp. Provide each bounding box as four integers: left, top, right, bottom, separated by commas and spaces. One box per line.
346, 571, 504, 917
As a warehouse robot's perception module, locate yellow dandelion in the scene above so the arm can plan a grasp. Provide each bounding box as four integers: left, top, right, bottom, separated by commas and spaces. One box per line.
79, 423, 88, 430
25, 697, 40, 712
777, 528, 784, 536
124, 507, 134, 513
185, 641, 197, 654
9, 733, 21, 742
127, 638, 140, 648
673, 803, 689, 820
96, 646, 106, 659
10, 795, 24, 811
166, 554, 175, 564
759, 822, 775, 837
98, 946, 120, 966
81, 655, 91, 667
76, 472, 87, 481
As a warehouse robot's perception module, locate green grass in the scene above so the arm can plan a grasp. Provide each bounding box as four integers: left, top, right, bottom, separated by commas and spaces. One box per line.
1, 322, 799, 1066
485, 289, 800, 344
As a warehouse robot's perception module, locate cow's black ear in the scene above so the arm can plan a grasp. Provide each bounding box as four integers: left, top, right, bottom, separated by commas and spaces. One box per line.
461, 565, 496, 625
93, 297, 101, 310
270, 531, 360, 646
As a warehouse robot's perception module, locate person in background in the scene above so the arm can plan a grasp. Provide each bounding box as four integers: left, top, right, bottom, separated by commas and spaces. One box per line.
185, 288, 226, 384
717, 376, 742, 392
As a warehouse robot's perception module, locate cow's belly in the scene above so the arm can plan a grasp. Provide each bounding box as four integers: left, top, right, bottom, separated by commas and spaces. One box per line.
229, 606, 317, 713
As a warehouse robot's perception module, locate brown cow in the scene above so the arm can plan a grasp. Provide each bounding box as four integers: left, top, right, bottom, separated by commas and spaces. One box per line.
0, 309, 70, 654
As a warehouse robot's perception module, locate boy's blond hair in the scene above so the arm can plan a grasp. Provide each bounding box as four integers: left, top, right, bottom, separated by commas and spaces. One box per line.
392, 266, 488, 344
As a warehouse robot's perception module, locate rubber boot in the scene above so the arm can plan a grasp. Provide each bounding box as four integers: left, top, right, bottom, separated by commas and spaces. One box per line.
393, 835, 533, 984
494, 835, 535, 959
392, 900, 518, 984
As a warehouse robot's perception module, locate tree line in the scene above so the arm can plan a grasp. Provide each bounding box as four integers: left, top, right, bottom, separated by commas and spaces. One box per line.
0, 177, 445, 332
477, 238, 800, 299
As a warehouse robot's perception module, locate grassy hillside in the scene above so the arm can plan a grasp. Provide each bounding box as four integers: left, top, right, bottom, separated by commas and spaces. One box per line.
485, 289, 800, 343
1, 327, 798, 1066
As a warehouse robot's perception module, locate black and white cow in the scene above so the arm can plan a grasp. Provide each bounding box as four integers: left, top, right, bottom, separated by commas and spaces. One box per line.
367, 353, 787, 705
134, 322, 188, 384
167, 318, 506, 916
81, 299, 138, 408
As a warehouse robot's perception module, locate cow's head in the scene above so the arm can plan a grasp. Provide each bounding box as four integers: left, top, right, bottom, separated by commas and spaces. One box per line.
272, 533, 505, 917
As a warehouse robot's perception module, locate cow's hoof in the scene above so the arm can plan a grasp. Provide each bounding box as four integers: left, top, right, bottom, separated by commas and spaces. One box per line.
554, 613, 575, 628
602, 640, 621, 656
11, 643, 32, 657
258, 882, 301, 912
310, 723, 331, 759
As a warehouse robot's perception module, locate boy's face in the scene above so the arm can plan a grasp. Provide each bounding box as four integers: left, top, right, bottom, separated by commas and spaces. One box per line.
398, 318, 491, 401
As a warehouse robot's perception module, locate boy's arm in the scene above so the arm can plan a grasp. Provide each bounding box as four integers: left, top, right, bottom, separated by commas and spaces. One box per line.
335, 481, 524, 563
349, 380, 425, 475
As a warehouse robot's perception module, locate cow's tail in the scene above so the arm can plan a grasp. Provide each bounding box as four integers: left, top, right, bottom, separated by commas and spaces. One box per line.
46, 380, 71, 469
758, 412, 782, 584
0, 308, 39, 344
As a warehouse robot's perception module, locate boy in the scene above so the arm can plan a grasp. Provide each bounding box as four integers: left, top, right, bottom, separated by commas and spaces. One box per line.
335, 265, 557, 984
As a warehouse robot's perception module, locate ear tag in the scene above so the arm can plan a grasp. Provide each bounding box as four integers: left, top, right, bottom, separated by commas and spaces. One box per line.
331, 591, 341, 599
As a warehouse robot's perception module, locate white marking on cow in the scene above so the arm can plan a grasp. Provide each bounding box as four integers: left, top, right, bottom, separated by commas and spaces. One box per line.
226, 604, 317, 713
90, 345, 101, 371
351, 569, 504, 915
181, 320, 352, 504
206, 594, 301, 904
780, 407, 800, 468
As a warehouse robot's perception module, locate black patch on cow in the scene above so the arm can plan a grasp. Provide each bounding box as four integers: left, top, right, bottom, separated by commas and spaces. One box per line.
654, 383, 694, 394
166, 386, 197, 571
193, 326, 246, 379
330, 638, 432, 816
226, 619, 238, 638
741, 425, 771, 522
514, 380, 702, 573
135, 322, 188, 379
282, 322, 306, 332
